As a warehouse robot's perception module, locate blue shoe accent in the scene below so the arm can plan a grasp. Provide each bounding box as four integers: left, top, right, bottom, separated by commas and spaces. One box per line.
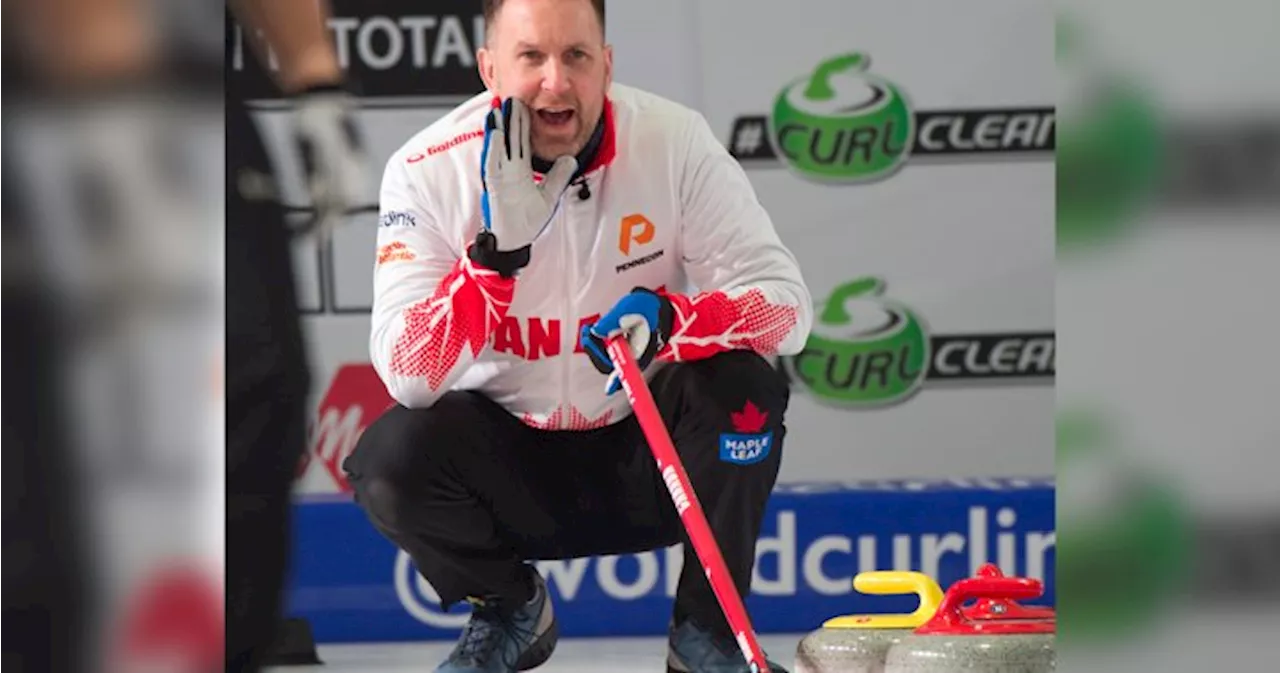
434, 569, 558, 672
666, 618, 789, 673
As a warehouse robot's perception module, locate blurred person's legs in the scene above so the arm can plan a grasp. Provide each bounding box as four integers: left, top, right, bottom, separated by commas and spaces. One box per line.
0, 5, 143, 660
2, 147, 95, 673
225, 101, 312, 672
8, 1, 234, 671
224, 1, 365, 667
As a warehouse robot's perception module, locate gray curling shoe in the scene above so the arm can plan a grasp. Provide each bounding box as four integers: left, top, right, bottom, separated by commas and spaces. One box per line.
434, 569, 558, 673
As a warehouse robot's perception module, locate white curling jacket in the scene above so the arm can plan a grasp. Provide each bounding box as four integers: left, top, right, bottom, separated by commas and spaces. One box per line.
371, 83, 812, 430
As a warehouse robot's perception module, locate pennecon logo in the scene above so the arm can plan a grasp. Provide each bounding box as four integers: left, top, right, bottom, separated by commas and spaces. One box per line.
781, 277, 1054, 407
732, 51, 1054, 183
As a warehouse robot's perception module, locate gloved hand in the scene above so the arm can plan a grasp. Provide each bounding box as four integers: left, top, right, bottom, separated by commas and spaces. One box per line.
472, 98, 578, 277
581, 287, 675, 395
293, 84, 368, 240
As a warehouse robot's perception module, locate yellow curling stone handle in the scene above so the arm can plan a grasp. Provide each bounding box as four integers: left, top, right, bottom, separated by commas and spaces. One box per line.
821, 571, 945, 629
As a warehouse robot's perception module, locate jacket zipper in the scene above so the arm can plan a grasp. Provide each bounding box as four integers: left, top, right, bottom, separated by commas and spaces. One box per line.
558, 189, 575, 430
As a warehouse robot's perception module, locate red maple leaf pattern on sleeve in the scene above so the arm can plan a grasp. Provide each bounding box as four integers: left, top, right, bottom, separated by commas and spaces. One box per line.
390, 256, 514, 390
730, 400, 769, 433
658, 288, 799, 362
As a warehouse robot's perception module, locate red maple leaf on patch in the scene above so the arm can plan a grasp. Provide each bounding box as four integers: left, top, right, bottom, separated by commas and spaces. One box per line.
731, 400, 769, 433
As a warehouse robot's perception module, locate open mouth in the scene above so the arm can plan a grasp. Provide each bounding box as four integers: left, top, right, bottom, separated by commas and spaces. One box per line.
536, 108, 575, 127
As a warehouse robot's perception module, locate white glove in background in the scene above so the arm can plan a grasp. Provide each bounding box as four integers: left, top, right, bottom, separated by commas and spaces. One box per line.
292, 86, 368, 240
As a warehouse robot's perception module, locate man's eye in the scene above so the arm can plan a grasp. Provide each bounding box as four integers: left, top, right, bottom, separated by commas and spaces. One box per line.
521, 51, 541, 60
569, 50, 587, 60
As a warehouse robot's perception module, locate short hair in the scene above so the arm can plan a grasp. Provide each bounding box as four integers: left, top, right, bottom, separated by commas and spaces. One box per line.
482, 0, 606, 42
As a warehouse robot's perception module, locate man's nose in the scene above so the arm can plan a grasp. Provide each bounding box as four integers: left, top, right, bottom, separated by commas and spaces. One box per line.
540, 60, 572, 95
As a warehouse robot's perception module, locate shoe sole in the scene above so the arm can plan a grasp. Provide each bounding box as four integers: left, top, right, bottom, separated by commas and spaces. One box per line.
514, 618, 559, 671
666, 652, 787, 673
665, 666, 783, 673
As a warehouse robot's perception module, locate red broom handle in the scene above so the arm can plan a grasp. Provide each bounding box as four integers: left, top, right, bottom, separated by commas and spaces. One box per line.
605, 337, 769, 672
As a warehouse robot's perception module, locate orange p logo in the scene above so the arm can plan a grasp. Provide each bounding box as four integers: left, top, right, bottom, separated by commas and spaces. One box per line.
619, 214, 655, 255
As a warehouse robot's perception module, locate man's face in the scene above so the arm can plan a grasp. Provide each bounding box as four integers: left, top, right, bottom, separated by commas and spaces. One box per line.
477, 0, 612, 160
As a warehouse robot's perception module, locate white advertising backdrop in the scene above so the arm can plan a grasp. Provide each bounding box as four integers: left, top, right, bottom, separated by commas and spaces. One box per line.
230, 0, 1054, 493
691, 0, 1055, 479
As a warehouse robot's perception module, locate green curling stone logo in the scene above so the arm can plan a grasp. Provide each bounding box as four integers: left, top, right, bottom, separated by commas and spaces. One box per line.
1055, 16, 1163, 252
783, 277, 929, 406
1055, 408, 1190, 643
769, 53, 914, 182
730, 52, 1054, 178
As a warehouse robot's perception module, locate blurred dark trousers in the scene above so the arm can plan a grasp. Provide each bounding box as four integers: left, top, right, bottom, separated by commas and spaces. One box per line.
225, 102, 311, 673
1, 294, 87, 673
2, 148, 93, 673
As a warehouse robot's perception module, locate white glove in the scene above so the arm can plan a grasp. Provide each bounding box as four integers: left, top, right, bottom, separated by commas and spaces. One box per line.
481, 98, 578, 252
293, 86, 368, 240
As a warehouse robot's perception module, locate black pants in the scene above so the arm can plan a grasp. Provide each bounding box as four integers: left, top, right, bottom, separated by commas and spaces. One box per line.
3, 142, 93, 673
225, 100, 312, 672
344, 350, 788, 634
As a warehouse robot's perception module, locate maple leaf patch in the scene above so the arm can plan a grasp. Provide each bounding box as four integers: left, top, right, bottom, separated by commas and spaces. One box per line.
730, 400, 769, 433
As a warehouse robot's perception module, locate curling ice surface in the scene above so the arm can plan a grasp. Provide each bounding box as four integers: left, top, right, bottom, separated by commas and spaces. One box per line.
266, 635, 803, 672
